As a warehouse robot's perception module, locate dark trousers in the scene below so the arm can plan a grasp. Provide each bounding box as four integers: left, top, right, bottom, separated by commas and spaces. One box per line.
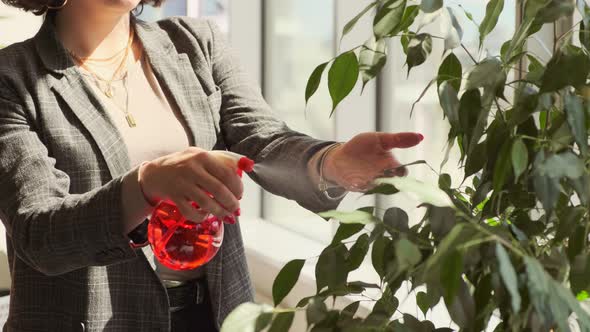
169, 282, 218, 332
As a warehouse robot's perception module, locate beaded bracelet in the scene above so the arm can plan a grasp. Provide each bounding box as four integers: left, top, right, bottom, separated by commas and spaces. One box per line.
318, 143, 348, 200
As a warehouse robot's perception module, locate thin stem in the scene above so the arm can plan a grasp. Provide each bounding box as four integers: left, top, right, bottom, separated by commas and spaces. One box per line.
461, 43, 478, 64
555, 20, 581, 47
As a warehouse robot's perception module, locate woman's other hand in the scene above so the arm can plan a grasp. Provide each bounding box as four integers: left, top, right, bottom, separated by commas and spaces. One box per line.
323, 132, 424, 192
138, 147, 244, 221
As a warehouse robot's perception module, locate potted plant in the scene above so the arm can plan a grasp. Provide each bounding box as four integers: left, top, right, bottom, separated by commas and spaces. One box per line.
222, 0, 590, 330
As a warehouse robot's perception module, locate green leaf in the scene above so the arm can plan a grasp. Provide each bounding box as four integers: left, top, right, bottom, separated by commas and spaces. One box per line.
306, 298, 328, 325
570, 253, 590, 294
441, 250, 463, 304
383, 207, 410, 233
421, 0, 443, 13
359, 37, 388, 90
347, 234, 370, 271
318, 209, 378, 225
479, 0, 505, 48
364, 183, 400, 195
406, 33, 433, 75
372, 235, 393, 279
465, 57, 504, 91
255, 312, 273, 332
342, 1, 379, 40
373, 0, 407, 39
268, 312, 295, 332
272, 259, 305, 306
370, 286, 399, 319
534, 0, 575, 24
536, 151, 585, 180
332, 223, 365, 245
525, 256, 590, 331
398, 5, 420, 32
342, 300, 360, 315
438, 52, 462, 92
438, 81, 460, 128
511, 138, 528, 180
395, 238, 422, 270
565, 93, 588, 156
328, 52, 359, 114
416, 291, 430, 316
429, 206, 457, 240
316, 244, 349, 292
220, 302, 273, 332
502, 17, 537, 62
441, 7, 463, 50
581, 20, 590, 51
493, 140, 512, 192
374, 176, 455, 207
496, 244, 522, 312
540, 46, 590, 92
446, 280, 476, 328
305, 62, 329, 105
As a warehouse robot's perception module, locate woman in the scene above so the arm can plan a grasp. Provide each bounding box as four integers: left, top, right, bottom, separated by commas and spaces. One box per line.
0, 0, 423, 331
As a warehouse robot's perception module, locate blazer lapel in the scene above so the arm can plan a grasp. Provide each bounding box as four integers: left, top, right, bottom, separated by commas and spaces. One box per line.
51, 74, 132, 179
35, 18, 131, 179
134, 19, 217, 150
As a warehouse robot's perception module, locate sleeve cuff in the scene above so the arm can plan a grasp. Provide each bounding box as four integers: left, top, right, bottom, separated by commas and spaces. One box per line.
121, 164, 156, 235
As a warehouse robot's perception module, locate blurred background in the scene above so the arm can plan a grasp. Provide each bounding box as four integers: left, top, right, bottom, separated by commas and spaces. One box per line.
0, 0, 536, 329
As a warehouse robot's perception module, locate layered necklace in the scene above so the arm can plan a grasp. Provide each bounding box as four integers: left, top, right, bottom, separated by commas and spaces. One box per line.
68, 28, 138, 128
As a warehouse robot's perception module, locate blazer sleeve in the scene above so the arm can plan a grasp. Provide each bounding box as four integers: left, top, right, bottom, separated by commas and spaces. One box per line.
0, 93, 138, 276
206, 21, 345, 213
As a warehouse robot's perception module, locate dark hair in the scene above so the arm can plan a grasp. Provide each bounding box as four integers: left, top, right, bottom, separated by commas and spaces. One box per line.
1, 0, 165, 15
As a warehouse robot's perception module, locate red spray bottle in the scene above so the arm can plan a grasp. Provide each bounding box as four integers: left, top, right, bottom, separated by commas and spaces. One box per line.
147, 152, 255, 271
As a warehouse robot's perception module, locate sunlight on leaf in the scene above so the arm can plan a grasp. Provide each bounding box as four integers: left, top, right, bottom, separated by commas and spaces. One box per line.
374, 176, 455, 207
318, 210, 379, 225
221, 303, 273, 332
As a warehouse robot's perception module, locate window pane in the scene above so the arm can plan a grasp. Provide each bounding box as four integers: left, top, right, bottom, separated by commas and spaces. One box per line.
198, 0, 230, 34
137, 0, 187, 21
262, 0, 335, 243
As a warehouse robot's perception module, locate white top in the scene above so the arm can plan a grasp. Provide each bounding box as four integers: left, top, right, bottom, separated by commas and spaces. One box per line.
82, 53, 204, 281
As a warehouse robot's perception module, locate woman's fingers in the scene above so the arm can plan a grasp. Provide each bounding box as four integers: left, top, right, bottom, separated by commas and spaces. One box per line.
183, 184, 232, 218
203, 154, 244, 199
174, 196, 208, 222
378, 132, 424, 150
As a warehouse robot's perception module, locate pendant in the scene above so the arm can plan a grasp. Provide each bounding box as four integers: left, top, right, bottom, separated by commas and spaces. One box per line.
105, 84, 114, 98
125, 113, 137, 128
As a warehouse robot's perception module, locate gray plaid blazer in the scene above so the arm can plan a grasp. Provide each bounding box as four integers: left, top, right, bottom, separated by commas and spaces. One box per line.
0, 15, 341, 331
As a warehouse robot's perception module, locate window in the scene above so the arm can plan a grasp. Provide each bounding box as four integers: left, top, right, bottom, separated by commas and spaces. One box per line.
137, 0, 229, 34
261, 0, 337, 243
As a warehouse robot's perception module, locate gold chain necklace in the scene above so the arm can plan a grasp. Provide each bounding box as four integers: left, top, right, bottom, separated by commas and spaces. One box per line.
69, 29, 134, 99
69, 29, 138, 128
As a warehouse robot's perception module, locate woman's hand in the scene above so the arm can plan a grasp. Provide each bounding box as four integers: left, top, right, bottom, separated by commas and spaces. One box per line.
323, 132, 424, 192
138, 147, 243, 221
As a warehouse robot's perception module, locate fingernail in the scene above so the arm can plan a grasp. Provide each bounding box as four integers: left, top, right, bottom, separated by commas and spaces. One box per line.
418, 133, 424, 141
234, 208, 241, 216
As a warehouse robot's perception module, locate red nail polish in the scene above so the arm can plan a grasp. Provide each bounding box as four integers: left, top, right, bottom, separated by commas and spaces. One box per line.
234, 208, 241, 216
418, 133, 424, 141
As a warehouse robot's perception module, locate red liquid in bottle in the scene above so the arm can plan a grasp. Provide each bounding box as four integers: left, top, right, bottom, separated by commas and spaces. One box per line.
147, 155, 254, 271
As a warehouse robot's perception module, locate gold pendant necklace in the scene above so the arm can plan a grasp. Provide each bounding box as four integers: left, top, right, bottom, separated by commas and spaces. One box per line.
121, 73, 136, 128
69, 29, 134, 99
